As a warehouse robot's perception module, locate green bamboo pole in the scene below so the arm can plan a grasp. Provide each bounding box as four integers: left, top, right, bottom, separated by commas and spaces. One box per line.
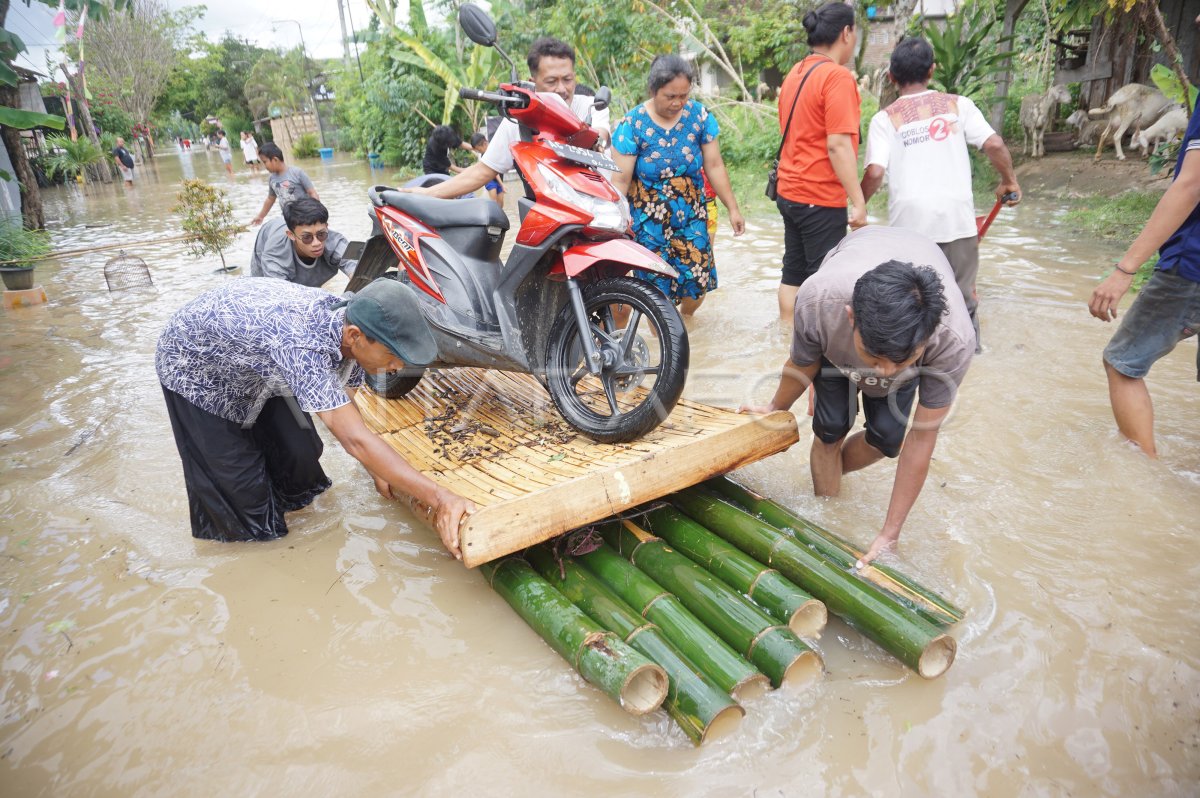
642, 506, 827, 639
481, 557, 668, 715
527, 547, 743, 745
702, 478, 964, 627
576, 543, 770, 699
601, 521, 823, 689
670, 491, 957, 679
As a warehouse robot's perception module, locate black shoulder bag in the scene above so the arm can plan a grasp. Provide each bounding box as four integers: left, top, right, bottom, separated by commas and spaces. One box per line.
766, 59, 827, 201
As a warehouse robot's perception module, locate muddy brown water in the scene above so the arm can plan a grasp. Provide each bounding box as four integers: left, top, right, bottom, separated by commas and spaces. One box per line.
1, 150, 1197, 796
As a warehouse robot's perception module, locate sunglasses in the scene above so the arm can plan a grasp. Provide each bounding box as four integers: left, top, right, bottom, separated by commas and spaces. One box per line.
294, 229, 329, 244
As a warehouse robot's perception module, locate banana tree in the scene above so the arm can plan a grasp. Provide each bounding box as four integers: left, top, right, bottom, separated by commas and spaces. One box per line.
920, 1, 1014, 104
389, 39, 499, 128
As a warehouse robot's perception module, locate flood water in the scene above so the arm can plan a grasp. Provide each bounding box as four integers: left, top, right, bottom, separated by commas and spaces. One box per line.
1, 148, 1197, 797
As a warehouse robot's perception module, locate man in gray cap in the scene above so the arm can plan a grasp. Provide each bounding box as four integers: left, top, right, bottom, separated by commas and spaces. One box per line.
156, 277, 474, 558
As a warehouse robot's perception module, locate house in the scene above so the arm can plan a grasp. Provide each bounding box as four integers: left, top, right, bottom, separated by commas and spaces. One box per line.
861, 1, 963, 69
1053, 0, 1200, 109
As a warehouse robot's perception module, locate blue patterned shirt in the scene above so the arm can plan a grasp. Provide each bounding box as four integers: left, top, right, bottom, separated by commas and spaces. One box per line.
612, 99, 719, 184
156, 278, 365, 424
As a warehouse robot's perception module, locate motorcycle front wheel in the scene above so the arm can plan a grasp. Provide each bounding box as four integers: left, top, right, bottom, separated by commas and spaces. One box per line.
545, 277, 689, 443
364, 368, 425, 399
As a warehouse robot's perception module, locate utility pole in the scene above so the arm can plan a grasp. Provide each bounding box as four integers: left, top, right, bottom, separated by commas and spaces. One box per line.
273, 19, 326, 148
336, 0, 352, 73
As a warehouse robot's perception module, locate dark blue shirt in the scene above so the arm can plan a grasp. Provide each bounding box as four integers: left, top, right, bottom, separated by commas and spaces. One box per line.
1158, 103, 1200, 283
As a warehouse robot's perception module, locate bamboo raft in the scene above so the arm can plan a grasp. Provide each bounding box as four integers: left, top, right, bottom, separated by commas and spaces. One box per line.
358, 368, 964, 744
354, 367, 799, 568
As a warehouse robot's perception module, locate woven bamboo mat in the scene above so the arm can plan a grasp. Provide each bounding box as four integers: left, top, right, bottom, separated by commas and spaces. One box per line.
356, 368, 798, 567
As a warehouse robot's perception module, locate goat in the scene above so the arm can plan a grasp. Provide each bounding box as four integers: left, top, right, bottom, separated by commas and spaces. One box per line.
1134, 106, 1188, 157
1066, 109, 1106, 146
1020, 84, 1072, 158
1088, 83, 1174, 161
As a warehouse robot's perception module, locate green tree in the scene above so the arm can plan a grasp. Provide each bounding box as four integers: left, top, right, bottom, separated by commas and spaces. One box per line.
244, 49, 312, 139
156, 33, 272, 135
69, 0, 198, 156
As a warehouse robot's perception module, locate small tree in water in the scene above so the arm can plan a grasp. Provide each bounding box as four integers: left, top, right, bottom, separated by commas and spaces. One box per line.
175, 179, 238, 272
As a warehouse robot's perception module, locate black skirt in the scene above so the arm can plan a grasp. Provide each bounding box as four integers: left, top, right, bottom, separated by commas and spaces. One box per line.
161, 386, 332, 541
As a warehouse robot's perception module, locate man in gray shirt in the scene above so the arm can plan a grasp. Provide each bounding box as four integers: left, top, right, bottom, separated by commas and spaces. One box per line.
251, 197, 357, 287
744, 226, 976, 566
250, 142, 319, 226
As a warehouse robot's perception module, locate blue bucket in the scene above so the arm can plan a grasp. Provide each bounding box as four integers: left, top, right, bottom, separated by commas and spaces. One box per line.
319, 147, 334, 160
368, 152, 383, 168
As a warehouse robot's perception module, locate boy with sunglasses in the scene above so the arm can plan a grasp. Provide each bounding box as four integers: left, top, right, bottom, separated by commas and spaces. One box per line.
251, 197, 358, 288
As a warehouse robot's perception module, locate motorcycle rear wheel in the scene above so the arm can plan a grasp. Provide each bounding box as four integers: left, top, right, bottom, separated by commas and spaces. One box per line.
545, 277, 688, 443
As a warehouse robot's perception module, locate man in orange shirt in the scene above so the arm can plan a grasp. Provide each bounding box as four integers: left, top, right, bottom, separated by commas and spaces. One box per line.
774, 2, 866, 323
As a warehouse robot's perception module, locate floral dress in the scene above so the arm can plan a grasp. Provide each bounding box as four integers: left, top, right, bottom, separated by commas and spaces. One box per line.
612, 100, 720, 302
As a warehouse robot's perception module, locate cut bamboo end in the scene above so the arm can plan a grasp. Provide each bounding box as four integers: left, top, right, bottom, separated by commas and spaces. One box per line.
781, 649, 825, 689
730, 672, 771, 703
788, 599, 828, 639
618, 662, 670, 715
698, 703, 745, 745
917, 634, 957, 680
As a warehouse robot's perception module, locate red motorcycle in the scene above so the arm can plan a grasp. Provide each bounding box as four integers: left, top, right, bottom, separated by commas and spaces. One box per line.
348, 4, 687, 443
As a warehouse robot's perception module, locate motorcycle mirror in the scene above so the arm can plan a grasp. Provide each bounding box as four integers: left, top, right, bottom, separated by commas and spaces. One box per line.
458, 3, 497, 47
458, 2, 520, 83
593, 87, 611, 112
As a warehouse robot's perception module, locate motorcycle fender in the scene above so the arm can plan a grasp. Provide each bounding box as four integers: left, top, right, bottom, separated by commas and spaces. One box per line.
553, 239, 679, 280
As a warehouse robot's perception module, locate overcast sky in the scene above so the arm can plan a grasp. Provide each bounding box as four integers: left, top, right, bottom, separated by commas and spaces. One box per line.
5, 0, 381, 78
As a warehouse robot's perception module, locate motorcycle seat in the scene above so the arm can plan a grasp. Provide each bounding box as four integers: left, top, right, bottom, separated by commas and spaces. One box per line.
376, 190, 510, 232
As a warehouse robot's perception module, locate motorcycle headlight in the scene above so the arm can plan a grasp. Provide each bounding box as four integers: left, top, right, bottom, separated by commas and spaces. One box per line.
538, 164, 630, 232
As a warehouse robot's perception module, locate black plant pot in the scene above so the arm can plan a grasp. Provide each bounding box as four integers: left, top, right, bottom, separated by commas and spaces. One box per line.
0, 266, 36, 291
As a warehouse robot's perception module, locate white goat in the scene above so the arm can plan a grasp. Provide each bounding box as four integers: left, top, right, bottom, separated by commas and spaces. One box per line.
1134, 106, 1188, 157
1088, 83, 1174, 161
1020, 84, 1072, 158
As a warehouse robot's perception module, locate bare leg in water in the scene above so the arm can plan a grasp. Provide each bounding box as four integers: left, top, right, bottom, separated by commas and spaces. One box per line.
1104, 360, 1158, 457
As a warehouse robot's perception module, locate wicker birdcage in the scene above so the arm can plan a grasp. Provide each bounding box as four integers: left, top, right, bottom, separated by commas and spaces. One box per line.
103, 250, 154, 291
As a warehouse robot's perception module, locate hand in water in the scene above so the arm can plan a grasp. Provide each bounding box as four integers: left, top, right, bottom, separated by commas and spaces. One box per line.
855, 530, 899, 570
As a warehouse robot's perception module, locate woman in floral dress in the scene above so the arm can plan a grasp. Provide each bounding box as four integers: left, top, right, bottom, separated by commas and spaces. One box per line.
610, 55, 745, 319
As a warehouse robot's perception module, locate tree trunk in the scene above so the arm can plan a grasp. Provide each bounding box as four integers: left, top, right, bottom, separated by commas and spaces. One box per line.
990, 0, 1032, 131
0, 0, 45, 228
890, 0, 918, 45
0, 84, 46, 230
64, 68, 114, 184
1142, 1, 1193, 113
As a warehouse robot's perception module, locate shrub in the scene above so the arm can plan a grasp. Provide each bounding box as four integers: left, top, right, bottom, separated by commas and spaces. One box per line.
175, 179, 238, 271
41, 135, 105, 183
710, 102, 778, 170
292, 132, 320, 159
0, 221, 51, 267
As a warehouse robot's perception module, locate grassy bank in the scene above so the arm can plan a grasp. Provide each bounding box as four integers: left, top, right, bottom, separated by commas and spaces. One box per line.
1063, 191, 1161, 290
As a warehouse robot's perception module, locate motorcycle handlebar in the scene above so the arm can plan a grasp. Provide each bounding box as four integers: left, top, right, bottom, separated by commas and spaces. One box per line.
459, 87, 527, 108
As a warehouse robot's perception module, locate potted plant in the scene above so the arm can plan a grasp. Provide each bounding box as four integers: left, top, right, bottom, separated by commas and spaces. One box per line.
0, 221, 51, 291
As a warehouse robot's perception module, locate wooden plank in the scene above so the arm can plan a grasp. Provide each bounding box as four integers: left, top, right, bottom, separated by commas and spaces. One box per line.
355, 368, 799, 568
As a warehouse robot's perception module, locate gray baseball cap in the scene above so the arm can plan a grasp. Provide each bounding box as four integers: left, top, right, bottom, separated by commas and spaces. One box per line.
344, 279, 438, 366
